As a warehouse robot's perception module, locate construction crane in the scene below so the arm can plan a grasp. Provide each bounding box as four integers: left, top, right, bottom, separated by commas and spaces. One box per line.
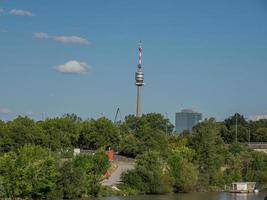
114, 107, 123, 125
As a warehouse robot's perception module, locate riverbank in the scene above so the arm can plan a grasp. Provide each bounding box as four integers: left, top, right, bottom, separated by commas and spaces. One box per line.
97, 184, 267, 198
100, 191, 267, 200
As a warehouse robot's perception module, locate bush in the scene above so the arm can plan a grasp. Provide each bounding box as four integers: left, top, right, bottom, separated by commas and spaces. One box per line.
0, 145, 111, 199
121, 151, 173, 194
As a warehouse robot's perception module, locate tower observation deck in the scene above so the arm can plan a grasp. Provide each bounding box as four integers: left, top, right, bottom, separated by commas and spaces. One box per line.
135, 41, 145, 117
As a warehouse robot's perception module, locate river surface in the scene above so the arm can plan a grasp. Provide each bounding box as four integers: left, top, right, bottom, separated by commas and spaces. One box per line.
101, 192, 267, 200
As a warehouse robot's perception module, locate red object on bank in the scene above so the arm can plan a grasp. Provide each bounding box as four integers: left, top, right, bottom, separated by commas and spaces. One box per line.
106, 149, 114, 161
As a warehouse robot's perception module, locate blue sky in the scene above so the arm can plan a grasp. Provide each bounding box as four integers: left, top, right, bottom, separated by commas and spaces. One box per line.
0, 0, 267, 122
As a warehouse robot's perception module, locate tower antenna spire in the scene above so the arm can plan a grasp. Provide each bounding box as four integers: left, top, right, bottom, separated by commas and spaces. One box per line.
135, 41, 145, 117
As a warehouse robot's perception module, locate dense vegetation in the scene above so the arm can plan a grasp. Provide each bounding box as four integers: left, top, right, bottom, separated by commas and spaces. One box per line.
0, 145, 109, 199
0, 113, 267, 198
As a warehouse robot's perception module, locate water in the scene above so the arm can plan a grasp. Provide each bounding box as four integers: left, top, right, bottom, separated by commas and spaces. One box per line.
101, 192, 267, 200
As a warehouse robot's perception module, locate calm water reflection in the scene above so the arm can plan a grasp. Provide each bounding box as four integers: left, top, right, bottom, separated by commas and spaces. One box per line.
101, 192, 267, 200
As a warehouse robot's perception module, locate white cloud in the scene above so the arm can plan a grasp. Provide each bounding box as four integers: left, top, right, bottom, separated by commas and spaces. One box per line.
34, 32, 89, 45
9, 9, 33, 16
52, 35, 89, 45
0, 108, 12, 115
54, 60, 89, 74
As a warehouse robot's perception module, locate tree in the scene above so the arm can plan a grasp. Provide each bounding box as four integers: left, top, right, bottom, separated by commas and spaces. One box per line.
253, 128, 267, 142
140, 113, 174, 133
58, 160, 85, 199
223, 152, 242, 184
1, 112, 267, 196
41, 115, 80, 150
219, 123, 234, 143
137, 126, 169, 157
119, 133, 141, 157
228, 125, 249, 143
190, 119, 225, 188
79, 117, 121, 150
0, 120, 14, 152
222, 113, 250, 143
0, 151, 17, 198
15, 145, 59, 199
121, 151, 173, 194
244, 151, 267, 185
0, 145, 60, 199
7, 116, 47, 150
168, 147, 198, 192
224, 113, 247, 129
71, 150, 109, 197
124, 113, 174, 134
121, 113, 171, 157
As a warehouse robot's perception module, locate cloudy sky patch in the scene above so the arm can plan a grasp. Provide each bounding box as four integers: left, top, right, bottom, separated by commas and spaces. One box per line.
34, 32, 89, 45
9, 9, 33, 16
54, 60, 89, 74
0, 8, 4, 16
0, 108, 12, 115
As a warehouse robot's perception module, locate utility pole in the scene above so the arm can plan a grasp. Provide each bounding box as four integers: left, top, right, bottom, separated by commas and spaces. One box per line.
165, 112, 168, 135
41, 112, 45, 121
235, 114, 238, 142
248, 128, 251, 144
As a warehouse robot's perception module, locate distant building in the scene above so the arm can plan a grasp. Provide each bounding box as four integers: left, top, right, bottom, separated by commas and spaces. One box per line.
254, 115, 267, 121
175, 109, 202, 133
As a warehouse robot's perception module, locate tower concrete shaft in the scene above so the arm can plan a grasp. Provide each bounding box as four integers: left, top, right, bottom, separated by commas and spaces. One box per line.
135, 41, 144, 117
136, 86, 142, 117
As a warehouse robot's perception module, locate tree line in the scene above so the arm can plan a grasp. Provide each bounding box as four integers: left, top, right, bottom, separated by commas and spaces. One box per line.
0, 113, 267, 198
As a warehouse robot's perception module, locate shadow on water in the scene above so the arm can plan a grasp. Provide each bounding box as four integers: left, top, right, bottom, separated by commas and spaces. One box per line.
98, 191, 267, 200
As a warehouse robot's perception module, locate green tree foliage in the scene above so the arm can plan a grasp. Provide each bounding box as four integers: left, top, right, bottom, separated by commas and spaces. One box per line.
0, 145, 59, 199
121, 151, 173, 194
58, 160, 85, 199
190, 119, 225, 188
0, 145, 110, 199
124, 113, 173, 133
219, 123, 234, 143
79, 117, 121, 150
58, 150, 109, 198
0, 151, 17, 198
2, 116, 47, 151
1, 112, 267, 197
223, 151, 242, 184
220, 113, 267, 143
224, 113, 247, 129
120, 133, 142, 157
221, 113, 249, 143
41, 115, 81, 150
0, 120, 13, 152
79, 150, 109, 196
254, 128, 267, 142
168, 147, 198, 192
119, 113, 171, 157
250, 151, 267, 185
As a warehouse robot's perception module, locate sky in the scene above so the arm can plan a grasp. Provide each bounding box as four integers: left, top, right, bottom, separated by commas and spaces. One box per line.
0, 0, 267, 122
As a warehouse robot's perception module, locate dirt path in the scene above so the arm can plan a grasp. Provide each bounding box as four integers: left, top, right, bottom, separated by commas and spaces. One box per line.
101, 161, 134, 186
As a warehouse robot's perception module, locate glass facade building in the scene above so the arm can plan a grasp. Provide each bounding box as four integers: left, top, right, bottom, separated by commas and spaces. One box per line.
175, 109, 202, 133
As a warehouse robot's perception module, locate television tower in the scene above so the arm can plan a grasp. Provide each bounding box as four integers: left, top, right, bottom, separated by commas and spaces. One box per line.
135, 41, 145, 117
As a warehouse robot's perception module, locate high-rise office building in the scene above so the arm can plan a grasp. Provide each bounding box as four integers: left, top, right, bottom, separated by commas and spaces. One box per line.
175, 109, 202, 133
